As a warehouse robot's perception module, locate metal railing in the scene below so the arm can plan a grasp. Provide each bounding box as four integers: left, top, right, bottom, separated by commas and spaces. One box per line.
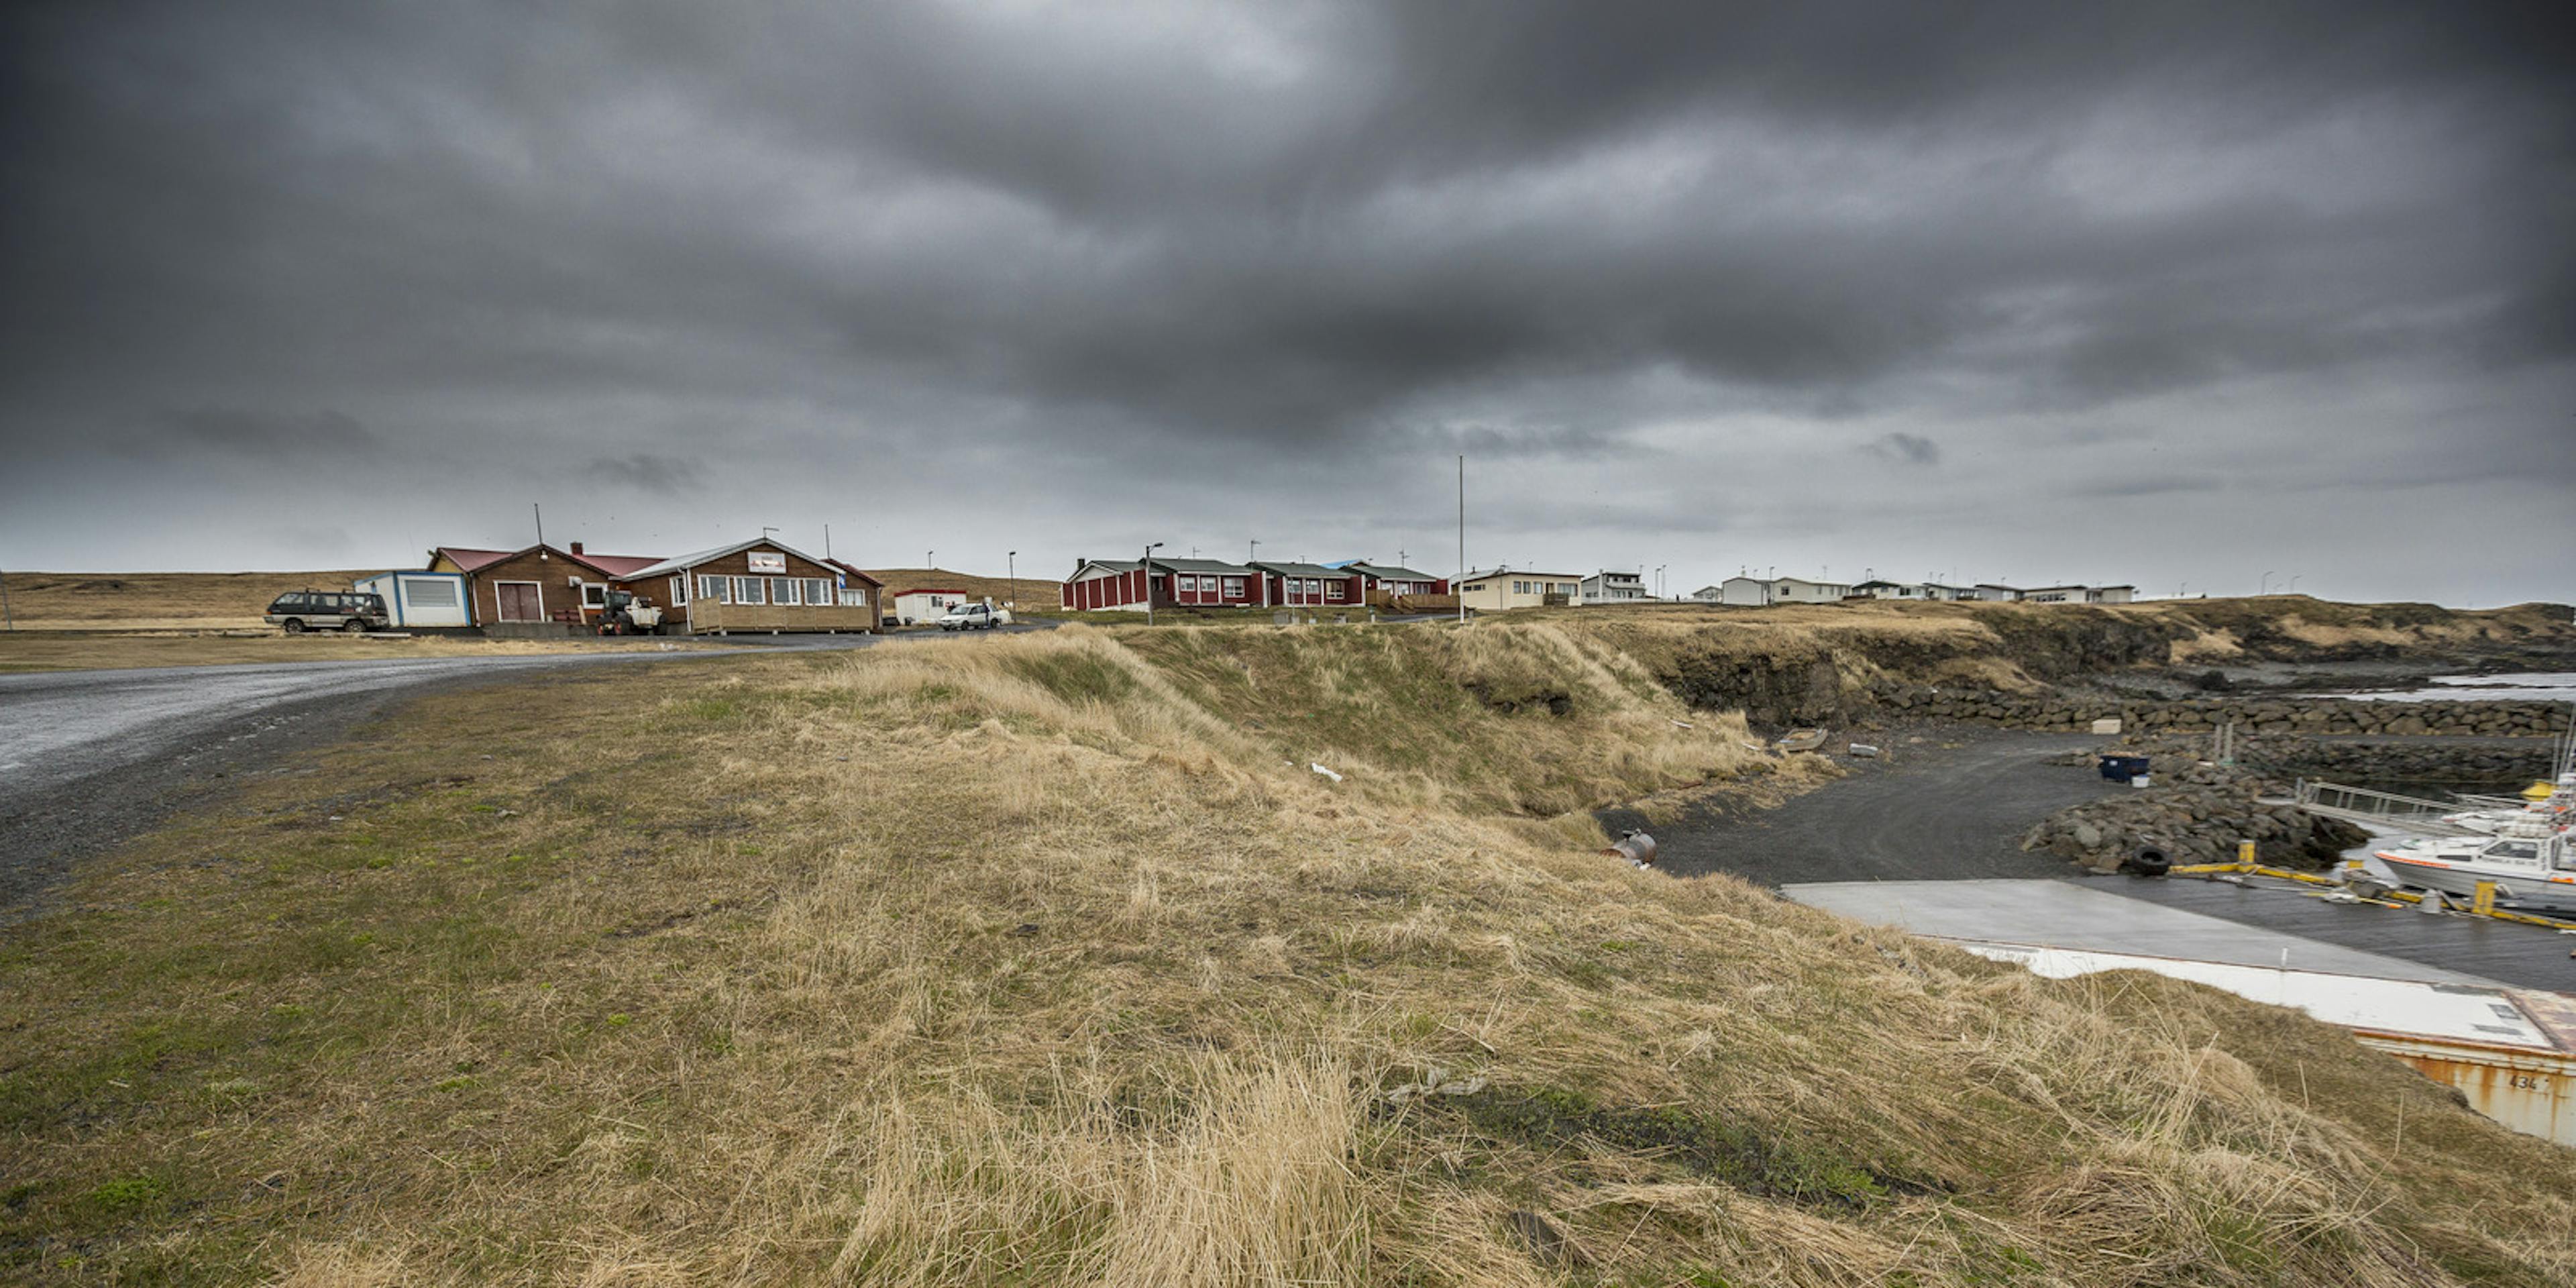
2291, 780, 2487, 837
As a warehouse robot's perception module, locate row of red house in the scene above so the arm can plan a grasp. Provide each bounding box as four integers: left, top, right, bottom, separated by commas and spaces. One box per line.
1061, 557, 1446, 612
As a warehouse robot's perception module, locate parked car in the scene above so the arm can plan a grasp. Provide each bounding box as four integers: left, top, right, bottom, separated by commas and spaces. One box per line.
937, 602, 1011, 631
266, 590, 389, 634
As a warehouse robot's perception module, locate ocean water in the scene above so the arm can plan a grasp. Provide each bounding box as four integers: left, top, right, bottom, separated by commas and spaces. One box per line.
2340, 672, 2576, 703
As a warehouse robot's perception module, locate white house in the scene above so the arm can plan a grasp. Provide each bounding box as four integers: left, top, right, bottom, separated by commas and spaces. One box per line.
1720, 576, 1851, 606
1688, 585, 1727, 603
1458, 568, 1583, 611
1580, 570, 1650, 602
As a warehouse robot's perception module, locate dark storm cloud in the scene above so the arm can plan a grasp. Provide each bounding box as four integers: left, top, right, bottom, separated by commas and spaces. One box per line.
589, 453, 696, 496
1, 1, 2571, 601
159, 408, 378, 458
1862, 433, 1941, 466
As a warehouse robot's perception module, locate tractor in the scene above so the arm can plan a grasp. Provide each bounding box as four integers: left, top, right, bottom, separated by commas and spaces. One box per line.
596, 588, 666, 635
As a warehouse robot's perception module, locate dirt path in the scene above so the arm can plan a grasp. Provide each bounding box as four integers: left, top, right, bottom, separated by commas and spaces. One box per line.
1602, 729, 2124, 886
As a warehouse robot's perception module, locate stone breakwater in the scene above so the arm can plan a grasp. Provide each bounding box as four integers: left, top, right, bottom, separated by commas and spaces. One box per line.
1870, 685, 2569, 738
2021, 750, 2370, 873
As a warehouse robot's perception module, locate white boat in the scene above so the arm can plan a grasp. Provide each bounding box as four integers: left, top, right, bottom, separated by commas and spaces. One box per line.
2438, 772, 2575, 835
2374, 820, 2576, 901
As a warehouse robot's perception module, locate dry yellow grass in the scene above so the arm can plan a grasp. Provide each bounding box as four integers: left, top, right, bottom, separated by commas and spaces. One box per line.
1, 623, 2569, 1284
863, 566, 1063, 609
0, 570, 379, 631
0, 631, 722, 673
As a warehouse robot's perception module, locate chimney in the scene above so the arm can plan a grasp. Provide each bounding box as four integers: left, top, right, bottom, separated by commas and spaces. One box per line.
570, 541, 585, 556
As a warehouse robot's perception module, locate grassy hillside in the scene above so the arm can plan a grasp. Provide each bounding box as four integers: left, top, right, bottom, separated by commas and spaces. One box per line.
0, 570, 377, 631
862, 566, 1062, 610
1, 622, 2570, 1283
1543, 598, 2576, 727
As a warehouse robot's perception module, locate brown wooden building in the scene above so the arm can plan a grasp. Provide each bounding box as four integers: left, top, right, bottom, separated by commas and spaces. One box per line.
617, 539, 879, 634
427, 542, 663, 627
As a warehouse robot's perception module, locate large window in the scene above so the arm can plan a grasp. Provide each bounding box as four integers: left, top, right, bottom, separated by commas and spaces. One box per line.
698, 574, 727, 603
838, 587, 867, 607
772, 577, 802, 606
581, 582, 607, 608
731, 576, 765, 604
1222, 576, 1243, 598
806, 578, 830, 606
1326, 580, 1346, 600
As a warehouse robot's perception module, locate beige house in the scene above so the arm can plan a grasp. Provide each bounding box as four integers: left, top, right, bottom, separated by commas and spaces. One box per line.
1457, 567, 1583, 611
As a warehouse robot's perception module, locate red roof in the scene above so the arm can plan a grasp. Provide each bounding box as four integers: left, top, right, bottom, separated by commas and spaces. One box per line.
431, 543, 660, 581
432, 546, 519, 574
581, 552, 663, 578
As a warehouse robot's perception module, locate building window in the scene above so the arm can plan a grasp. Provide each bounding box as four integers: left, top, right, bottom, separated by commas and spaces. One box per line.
698, 574, 728, 603
672, 576, 689, 606
580, 582, 607, 608
805, 578, 830, 606
732, 576, 765, 604
1326, 580, 1346, 600
838, 587, 866, 607
772, 578, 801, 606
1222, 576, 1244, 598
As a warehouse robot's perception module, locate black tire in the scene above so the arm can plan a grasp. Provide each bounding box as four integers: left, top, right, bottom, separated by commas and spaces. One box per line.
282, 619, 305, 634
343, 617, 368, 633
2122, 847, 2172, 877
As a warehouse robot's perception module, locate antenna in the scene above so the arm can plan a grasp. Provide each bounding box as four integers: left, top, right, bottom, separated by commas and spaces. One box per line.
533, 502, 545, 549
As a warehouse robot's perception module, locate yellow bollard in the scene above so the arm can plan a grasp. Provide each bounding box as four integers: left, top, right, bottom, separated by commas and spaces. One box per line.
2237, 839, 2257, 865
2473, 880, 2498, 916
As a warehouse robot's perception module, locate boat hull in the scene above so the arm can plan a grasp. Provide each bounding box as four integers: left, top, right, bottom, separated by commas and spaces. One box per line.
2377, 851, 2576, 900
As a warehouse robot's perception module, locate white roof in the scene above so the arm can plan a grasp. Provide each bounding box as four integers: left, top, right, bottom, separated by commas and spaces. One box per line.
626, 537, 829, 580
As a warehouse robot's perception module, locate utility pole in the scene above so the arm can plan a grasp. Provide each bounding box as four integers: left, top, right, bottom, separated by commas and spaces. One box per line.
1456, 455, 1466, 625
1008, 550, 1016, 608
1248, 538, 1260, 564
824, 524, 833, 559
926, 550, 934, 572
1, 565, 12, 630
533, 502, 545, 549
1143, 541, 1163, 625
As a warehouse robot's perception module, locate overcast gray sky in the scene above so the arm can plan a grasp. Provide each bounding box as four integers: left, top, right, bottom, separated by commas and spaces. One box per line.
3, 1, 2570, 605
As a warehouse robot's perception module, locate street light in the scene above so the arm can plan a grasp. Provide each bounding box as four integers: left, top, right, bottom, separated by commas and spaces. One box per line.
2260, 570, 2275, 596
1143, 541, 1163, 625
2289, 574, 2302, 594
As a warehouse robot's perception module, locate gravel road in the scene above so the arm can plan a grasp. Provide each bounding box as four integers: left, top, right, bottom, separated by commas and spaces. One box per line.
1601, 729, 2125, 886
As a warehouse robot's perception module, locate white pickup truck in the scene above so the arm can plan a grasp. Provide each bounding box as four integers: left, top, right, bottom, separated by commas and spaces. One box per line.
937, 601, 1012, 631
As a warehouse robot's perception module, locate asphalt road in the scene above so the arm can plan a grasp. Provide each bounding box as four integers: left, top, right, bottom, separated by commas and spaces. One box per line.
1603, 729, 2123, 886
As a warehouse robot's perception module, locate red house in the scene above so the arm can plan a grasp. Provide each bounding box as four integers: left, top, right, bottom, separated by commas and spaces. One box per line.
1246, 561, 1365, 608
1061, 557, 1267, 610
1342, 561, 1449, 598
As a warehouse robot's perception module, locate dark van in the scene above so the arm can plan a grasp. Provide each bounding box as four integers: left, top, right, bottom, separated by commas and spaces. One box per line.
266, 591, 389, 634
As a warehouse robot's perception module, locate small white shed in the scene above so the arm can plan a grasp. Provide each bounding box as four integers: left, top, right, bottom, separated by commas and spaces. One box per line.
891, 588, 971, 625
354, 571, 472, 628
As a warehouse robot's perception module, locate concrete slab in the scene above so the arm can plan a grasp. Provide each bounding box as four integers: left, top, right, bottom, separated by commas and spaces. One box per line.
1782, 877, 2500, 986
